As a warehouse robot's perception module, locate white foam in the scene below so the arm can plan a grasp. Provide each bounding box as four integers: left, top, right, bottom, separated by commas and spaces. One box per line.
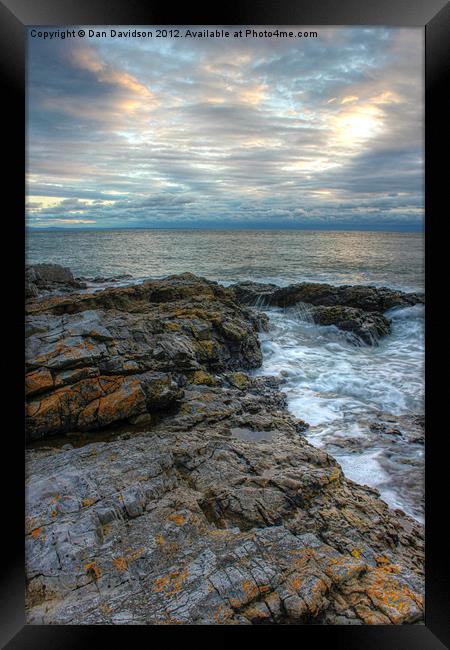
256, 304, 424, 520
337, 448, 389, 490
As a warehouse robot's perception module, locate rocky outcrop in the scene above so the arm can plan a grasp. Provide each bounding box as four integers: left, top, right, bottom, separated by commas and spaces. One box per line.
232, 281, 424, 311
26, 263, 87, 298
312, 306, 391, 345
369, 413, 424, 446
25, 274, 265, 440
26, 374, 423, 625
25, 272, 424, 625
232, 281, 423, 345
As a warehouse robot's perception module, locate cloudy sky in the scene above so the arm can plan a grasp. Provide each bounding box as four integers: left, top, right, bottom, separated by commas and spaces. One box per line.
26, 27, 423, 230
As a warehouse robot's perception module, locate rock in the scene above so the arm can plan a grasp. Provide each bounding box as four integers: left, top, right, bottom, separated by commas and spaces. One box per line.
25, 389, 424, 624
25, 275, 263, 439
231, 280, 423, 344
312, 305, 391, 345
370, 414, 424, 445
29, 263, 76, 284
232, 281, 424, 312
190, 370, 219, 386
26, 263, 87, 295
24, 271, 424, 625
26, 375, 148, 438
232, 281, 279, 307
25, 275, 40, 299
25, 368, 54, 397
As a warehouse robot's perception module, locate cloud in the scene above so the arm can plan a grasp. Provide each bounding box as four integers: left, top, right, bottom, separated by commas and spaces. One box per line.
26, 27, 423, 229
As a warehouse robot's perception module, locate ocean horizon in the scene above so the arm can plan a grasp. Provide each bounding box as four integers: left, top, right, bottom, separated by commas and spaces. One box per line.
27, 224, 424, 232
26, 228, 424, 292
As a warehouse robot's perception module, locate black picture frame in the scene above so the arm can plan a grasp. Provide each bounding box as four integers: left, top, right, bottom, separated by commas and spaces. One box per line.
2, 0, 449, 647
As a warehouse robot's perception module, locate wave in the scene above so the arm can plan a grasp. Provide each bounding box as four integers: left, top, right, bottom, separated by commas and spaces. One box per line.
255, 303, 424, 521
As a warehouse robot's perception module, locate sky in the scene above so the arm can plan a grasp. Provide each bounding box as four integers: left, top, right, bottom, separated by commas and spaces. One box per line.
26, 27, 424, 230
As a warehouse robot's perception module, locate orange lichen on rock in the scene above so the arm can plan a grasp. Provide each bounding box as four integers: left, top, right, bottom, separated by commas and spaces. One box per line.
126, 547, 145, 562
27, 375, 147, 438
229, 579, 265, 610
152, 568, 189, 596
27, 391, 63, 434
288, 573, 303, 592
168, 513, 186, 526
152, 575, 171, 593
112, 546, 145, 574
214, 605, 234, 624
242, 579, 259, 600
112, 557, 128, 572
30, 527, 42, 539
346, 567, 423, 624
96, 377, 146, 425
84, 560, 102, 580
382, 563, 401, 574
242, 602, 271, 621
25, 368, 54, 396
292, 547, 317, 568
81, 497, 97, 508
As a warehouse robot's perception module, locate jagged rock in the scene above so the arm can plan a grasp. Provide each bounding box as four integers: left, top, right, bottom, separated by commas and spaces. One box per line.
25, 390, 424, 625
232, 280, 424, 312
312, 305, 391, 345
231, 280, 423, 344
26, 372, 185, 439
26, 263, 87, 295
232, 281, 279, 307
29, 263, 76, 284
369, 414, 425, 445
25, 271, 424, 625
25, 275, 263, 439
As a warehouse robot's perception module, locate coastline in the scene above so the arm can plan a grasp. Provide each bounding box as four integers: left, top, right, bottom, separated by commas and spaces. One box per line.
25, 265, 425, 625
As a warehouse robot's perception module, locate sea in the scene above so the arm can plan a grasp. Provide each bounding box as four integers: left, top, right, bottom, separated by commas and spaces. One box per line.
27, 229, 425, 521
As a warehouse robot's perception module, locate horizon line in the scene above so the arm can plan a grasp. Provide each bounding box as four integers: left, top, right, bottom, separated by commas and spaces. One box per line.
27, 225, 424, 233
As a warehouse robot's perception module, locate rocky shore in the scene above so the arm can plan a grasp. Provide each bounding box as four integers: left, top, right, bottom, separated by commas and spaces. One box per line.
25, 265, 425, 625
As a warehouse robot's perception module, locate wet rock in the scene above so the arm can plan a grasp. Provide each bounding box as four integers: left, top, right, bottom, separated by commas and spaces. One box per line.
24, 271, 424, 625
231, 280, 423, 344
25, 402, 424, 625
232, 281, 278, 307
312, 305, 391, 345
370, 414, 424, 445
26, 374, 148, 439
232, 280, 424, 312
29, 263, 76, 284
26, 275, 263, 439
26, 263, 87, 295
